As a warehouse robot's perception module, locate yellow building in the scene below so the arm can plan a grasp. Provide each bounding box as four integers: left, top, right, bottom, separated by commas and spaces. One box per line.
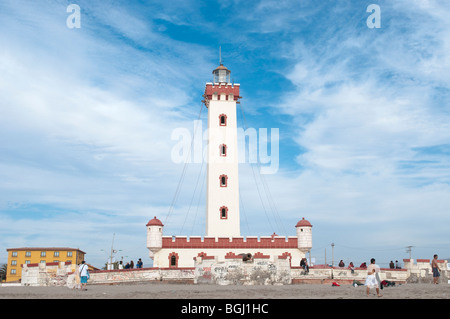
5, 247, 86, 283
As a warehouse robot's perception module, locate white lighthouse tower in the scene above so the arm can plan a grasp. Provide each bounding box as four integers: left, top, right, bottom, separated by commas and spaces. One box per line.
146, 60, 313, 269
296, 217, 313, 254
204, 63, 241, 237
146, 216, 163, 259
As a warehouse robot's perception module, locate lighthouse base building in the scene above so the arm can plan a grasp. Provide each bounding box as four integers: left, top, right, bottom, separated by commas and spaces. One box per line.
147, 217, 312, 269
146, 62, 313, 270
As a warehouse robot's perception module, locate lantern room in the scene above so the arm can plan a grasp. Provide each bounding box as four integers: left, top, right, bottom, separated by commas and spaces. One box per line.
213, 64, 231, 84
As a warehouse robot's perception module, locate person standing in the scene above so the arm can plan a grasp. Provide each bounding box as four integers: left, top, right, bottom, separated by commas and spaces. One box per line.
431, 254, 441, 284
73, 263, 81, 290
78, 261, 89, 291
364, 258, 382, 297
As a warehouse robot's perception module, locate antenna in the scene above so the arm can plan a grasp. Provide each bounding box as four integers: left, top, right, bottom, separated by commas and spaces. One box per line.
219, 46, 222, 65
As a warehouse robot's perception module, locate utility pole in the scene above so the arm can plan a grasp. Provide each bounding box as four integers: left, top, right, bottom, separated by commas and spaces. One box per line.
405, 246, 414, 260
110, 233, 116, 268
331, 243, 335, 267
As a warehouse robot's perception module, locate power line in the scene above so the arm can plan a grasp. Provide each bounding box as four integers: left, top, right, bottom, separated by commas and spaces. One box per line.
164, 102, 205, 227
237, 102, 287, 235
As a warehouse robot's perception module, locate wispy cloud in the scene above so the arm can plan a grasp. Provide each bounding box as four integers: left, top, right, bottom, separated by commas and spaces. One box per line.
1, 0, 449, 267
259, 1, 450, 261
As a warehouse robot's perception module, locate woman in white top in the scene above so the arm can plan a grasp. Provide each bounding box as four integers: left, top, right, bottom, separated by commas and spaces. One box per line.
364, 258, 382, 297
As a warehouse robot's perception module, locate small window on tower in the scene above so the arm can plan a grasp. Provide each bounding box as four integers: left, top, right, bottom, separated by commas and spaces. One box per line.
220, 206, 228, 219
220, 144, 227, 156
170, 255, 176, 266
219, 114, 227, 126
220, 174, 228, 187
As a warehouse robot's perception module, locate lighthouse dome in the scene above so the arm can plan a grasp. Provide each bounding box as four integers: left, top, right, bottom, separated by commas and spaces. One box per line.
295, 217, 312, 228
146, 216, 164, 227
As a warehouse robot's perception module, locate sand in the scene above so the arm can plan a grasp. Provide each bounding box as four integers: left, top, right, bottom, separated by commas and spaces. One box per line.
0, 282, 448, 299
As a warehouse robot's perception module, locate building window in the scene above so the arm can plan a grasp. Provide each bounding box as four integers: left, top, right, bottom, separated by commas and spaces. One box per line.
10, 269, 16, 275
25, 251, 31, 257
25, 260, 30, 264
219, 114, 227, 126
40, 260, 46, 264
11, 260, 16, 266
40, 251, 46, 257
168, 252, 179, 268
54, 251, 59, 257
12, 252, 17, 257
220, 144, 227, 157
220, 206, 228, 219
220, 174, 228, 187
67, 251, 72, 257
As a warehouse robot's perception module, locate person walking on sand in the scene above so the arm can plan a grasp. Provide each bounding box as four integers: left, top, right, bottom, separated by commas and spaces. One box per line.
78, 261, 89, 291
431, 254, 441, 284
364, 258, 382, 297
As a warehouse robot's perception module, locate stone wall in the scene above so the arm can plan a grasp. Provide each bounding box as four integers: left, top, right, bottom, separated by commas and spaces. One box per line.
86, 267, 195, 285
403, 259, 448, 283
292, 266, 409, 284
18, 258, 448, 286
193, 256, 291, 285
21, 262, 75, 286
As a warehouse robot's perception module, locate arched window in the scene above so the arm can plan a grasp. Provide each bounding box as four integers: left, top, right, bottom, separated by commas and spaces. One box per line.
219, 144, 227, 156
219, 174, 228, 187
220, 206, 228, 219
219, 114, 227, 126
168, 252, 179, 268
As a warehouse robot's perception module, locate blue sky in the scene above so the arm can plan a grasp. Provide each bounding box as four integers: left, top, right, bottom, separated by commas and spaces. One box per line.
1, 0, 450, 268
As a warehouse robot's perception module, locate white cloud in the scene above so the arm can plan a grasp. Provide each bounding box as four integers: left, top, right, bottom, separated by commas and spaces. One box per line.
1, 0, 449, 267
248, 0, 450, 262
0, 1, 215, 265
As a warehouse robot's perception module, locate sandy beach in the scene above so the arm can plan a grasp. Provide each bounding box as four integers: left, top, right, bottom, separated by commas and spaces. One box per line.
0, 282, 448, 299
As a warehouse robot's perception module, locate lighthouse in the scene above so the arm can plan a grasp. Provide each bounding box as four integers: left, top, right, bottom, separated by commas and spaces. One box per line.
146, 60, 313, 269
204, 63, 241, 237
